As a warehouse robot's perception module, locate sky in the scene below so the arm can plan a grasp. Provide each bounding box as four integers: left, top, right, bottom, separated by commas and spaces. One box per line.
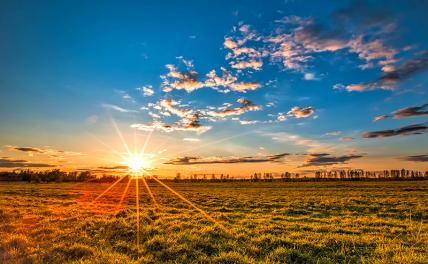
0, 0, 427, 177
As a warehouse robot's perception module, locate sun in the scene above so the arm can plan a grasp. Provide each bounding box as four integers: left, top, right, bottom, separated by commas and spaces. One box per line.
126, 155, 148, 173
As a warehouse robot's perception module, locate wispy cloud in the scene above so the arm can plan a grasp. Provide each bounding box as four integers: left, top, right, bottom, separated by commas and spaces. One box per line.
164, 153, 289, 165
131, 112, 212, 134
403, 154, 428, 162
287, 106, 315, 118
160, 99, 193, 117
239, 120, 259, 125
223, 1, 412, 85
13, 147, 43, 153
325, 131, 341, 136
98, 165, 129, 170
228, 82, 260, 92
373, 115, 390, 122
223, 25, 265, 71
303, 73, 319, 81
183, 138, 200, 142
392, 103, 428, 118
102, 104, 138, 113
344, 51, 428, 91
115, 90, 136, 103
230, 59, 263, 71
0, 157, 55, 168
161, 58, 261, 93
137, 85, 154, 96
301, 153, 364, 167
206, 98, 261, 118
7, 145, 86, 158
362, 123, 428, 138
374, 103, 428, 121
161, 63, 202, 93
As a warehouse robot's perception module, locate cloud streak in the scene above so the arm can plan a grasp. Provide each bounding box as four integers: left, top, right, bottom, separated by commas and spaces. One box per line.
362, 123, 428, 138
102, 104, 138, 113
0, 157, 55, 168
302, 153, 364, 167
98, 165, 129, 170
131, 112, 212, 134
287, 106, 315, 118
138, 85, 154, 96
374, 103, 428, 121
403, 154, 428, 162
345, 51, 428, 91
160, 99, 193, 117
8, 146, 86, 158
206, 98, 261, 117
164, 153, 290, 165
183, 138, 200, 142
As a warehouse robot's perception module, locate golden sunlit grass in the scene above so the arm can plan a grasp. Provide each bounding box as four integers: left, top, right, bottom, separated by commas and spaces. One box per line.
1, 181, 427, 263
3, 121, 424, 263
91, 117, 229, 251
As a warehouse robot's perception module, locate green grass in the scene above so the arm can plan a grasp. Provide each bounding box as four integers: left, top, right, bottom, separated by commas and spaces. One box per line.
0, 181, 427, 263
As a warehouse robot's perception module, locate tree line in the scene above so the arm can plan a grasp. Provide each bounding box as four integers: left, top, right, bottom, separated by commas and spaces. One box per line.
0, 168, 427, 183
173, 169, 428, 182
313, 169, 428, 180
0, 170, 119, 183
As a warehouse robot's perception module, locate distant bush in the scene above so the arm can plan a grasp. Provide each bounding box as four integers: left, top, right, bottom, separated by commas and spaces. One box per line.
0, 169, 96, 183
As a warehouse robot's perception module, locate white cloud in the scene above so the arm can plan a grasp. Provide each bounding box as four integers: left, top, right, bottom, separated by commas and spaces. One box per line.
131, 122, 211, 134
101, 104, 138, 113
206, 98, 261, 118
183, 138, 200, 142
303, 72, 319, 80
160, 99, 193, 117
231, 60, 263, 70
239, 120, 259, 125
138, 85, 154, 96
287, 106, 315, 118
277, 113, 287, 122
325, 131, 341, 136
161, 59, 261, 93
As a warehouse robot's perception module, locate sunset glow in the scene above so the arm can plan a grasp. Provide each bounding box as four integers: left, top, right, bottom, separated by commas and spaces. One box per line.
0, 1, 426, 176
125, 155, 149, 174
1, 2, 428, 263
0, 1, 428, 178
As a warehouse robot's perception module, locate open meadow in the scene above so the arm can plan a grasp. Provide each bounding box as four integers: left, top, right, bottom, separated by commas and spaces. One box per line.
1, 180, 427, 263
2, 0, 428, 263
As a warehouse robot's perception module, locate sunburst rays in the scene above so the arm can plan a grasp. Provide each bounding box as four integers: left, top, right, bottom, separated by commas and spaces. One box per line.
90, 117, 233, 249
151, 177, 229, 233
135, 176, 140, 248
142, 176, 159, 209
91, 175, 128, 203
118, 177, 132, 210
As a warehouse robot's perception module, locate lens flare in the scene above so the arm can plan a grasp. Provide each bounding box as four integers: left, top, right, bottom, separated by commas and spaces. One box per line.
127, 156, 145, 173
90, 118, 230, 252
123, 154, 152, 175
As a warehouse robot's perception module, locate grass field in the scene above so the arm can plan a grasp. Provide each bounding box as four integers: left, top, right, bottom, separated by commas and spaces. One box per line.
0, 180, 427, 263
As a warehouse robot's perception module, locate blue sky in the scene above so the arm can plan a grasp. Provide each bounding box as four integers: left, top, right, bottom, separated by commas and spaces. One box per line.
0, 0, 427, 175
